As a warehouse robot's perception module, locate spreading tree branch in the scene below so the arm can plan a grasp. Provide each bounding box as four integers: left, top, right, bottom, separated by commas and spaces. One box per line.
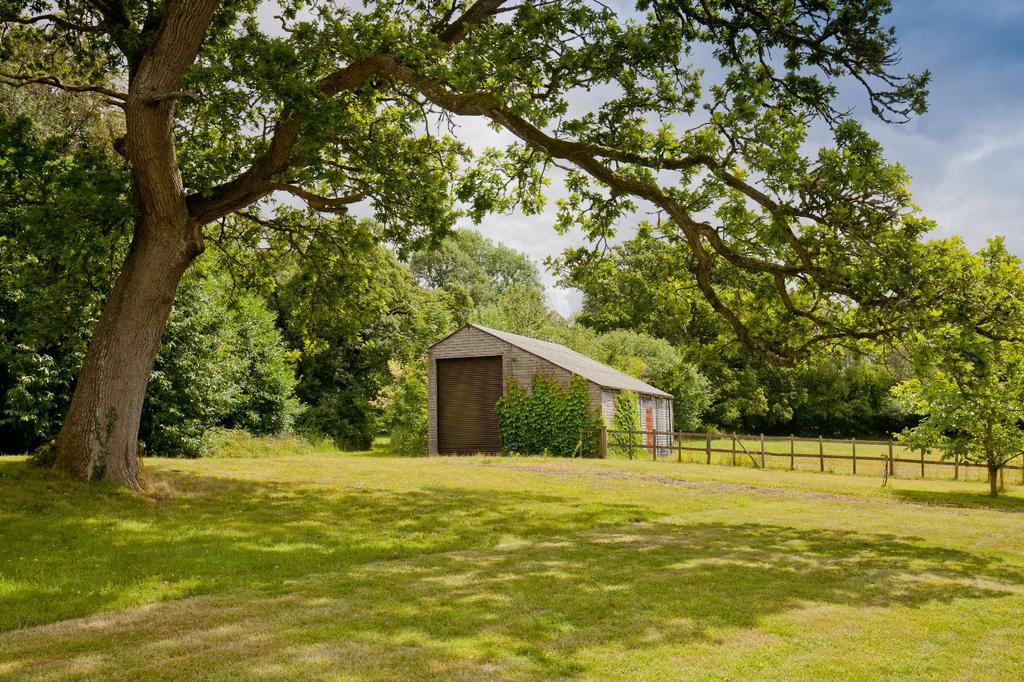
270, 183, 367, 214
0, 71, 127, 102
378, 59, 912, 364
4, 13, 105, 33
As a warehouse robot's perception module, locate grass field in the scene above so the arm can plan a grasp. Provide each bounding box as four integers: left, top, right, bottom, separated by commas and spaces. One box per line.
2, 438, 1024, 680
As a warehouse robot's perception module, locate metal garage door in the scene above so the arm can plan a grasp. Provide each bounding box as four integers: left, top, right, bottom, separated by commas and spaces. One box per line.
437, 355, 503, 453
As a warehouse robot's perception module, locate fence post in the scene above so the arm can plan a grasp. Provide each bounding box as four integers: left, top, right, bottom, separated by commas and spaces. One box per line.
954, 453, 959, 481
1021, 453, 1023, 485
677, 433, 682, 463
653, 430, 658, 462
818, 436, 824, 472
732, 434, 737, 466
628, 431, 633, 461
705, 432, 712, 464
888, 440, 895, 476
760, 434, 766, 469
851, 438, 857, 475
789, 435, 794, 471
920, 448, 925, 478
599, 426, 608, 459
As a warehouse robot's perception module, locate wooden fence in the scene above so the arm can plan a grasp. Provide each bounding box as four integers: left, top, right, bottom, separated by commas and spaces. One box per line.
591, 428, 1024, 484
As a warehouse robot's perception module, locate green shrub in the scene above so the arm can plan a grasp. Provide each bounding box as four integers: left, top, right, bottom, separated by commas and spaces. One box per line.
221, 300, 300, 436
204, 428, 338, 458
496, 374, 603, 457
27, 440, 57, 468
609, 389, 642, 458
139, 267, 298, 457
380, 361, 429, 456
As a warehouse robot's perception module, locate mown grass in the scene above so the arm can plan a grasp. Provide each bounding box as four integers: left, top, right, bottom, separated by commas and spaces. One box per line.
2, 438, 1024, 680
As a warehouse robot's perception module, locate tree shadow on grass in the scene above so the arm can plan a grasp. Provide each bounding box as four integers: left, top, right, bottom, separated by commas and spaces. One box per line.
314, 521, 1021, 678
0, 461, 654, 632
2, 458, 1023, 679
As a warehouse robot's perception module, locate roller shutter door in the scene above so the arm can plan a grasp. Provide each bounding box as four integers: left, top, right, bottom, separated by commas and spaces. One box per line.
437, 355, 503, 453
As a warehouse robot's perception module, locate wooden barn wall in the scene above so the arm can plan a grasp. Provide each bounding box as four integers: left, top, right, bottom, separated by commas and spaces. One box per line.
639, 394, 674, 453
601, 389, 673, 440
600, 390, 617, 427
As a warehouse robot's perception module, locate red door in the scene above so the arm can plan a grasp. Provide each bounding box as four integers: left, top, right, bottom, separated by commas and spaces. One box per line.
645, 408, 654, 455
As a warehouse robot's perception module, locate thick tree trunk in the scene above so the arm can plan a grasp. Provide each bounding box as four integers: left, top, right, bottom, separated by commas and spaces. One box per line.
988, 466, 999, 497
54, 215, 201, 488
48, 0, 220, 488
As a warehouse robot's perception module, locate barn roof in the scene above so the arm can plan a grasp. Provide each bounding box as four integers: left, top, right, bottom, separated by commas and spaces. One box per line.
458, 324, 673, 398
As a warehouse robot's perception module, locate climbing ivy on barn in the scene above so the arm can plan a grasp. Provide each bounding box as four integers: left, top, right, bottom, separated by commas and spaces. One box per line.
496, 374, 602, 457
609, 389, 642, 458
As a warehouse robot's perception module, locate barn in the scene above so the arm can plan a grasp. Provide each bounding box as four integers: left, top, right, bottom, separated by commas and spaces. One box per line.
427, 323, 674, 455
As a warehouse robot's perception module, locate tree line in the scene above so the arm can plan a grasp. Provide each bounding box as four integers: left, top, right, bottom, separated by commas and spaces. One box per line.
5, 81, 1024, 496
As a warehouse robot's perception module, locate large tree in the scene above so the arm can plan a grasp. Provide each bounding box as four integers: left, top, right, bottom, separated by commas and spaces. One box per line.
0, 0, 930, 487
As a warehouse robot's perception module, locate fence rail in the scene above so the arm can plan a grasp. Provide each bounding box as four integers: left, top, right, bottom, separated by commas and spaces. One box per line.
590, 428, 1024, 484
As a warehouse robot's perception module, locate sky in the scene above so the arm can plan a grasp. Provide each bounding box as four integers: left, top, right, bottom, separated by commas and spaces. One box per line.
459, 0, 1024, 315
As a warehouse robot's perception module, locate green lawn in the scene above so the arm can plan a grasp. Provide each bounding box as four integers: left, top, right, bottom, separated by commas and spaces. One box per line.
2, 441, 1024, 680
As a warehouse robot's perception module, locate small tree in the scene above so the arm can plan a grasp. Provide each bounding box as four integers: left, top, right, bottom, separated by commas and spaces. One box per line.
894, 351, 1024, 496
609, 389, 641, 458
894, 240, 1024, 496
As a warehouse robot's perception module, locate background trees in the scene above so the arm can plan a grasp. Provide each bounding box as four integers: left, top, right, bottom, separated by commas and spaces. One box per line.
0, 102, 297, 458
0, 106, 132, 452
5, 79, 1024, 496
556, 227, 913, 436
139, 266, 297, 457
408, 229, 542, 315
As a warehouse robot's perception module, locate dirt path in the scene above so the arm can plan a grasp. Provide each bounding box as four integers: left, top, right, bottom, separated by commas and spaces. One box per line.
456, 460, 866, 503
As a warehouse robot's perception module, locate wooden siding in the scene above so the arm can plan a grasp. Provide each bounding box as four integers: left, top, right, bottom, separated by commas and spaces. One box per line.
600, 390, 616, 427
639, 394, 674, 453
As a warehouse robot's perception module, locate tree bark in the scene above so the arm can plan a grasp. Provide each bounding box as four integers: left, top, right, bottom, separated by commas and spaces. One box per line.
54, 215, 201, 488
988, 465, 999, 497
